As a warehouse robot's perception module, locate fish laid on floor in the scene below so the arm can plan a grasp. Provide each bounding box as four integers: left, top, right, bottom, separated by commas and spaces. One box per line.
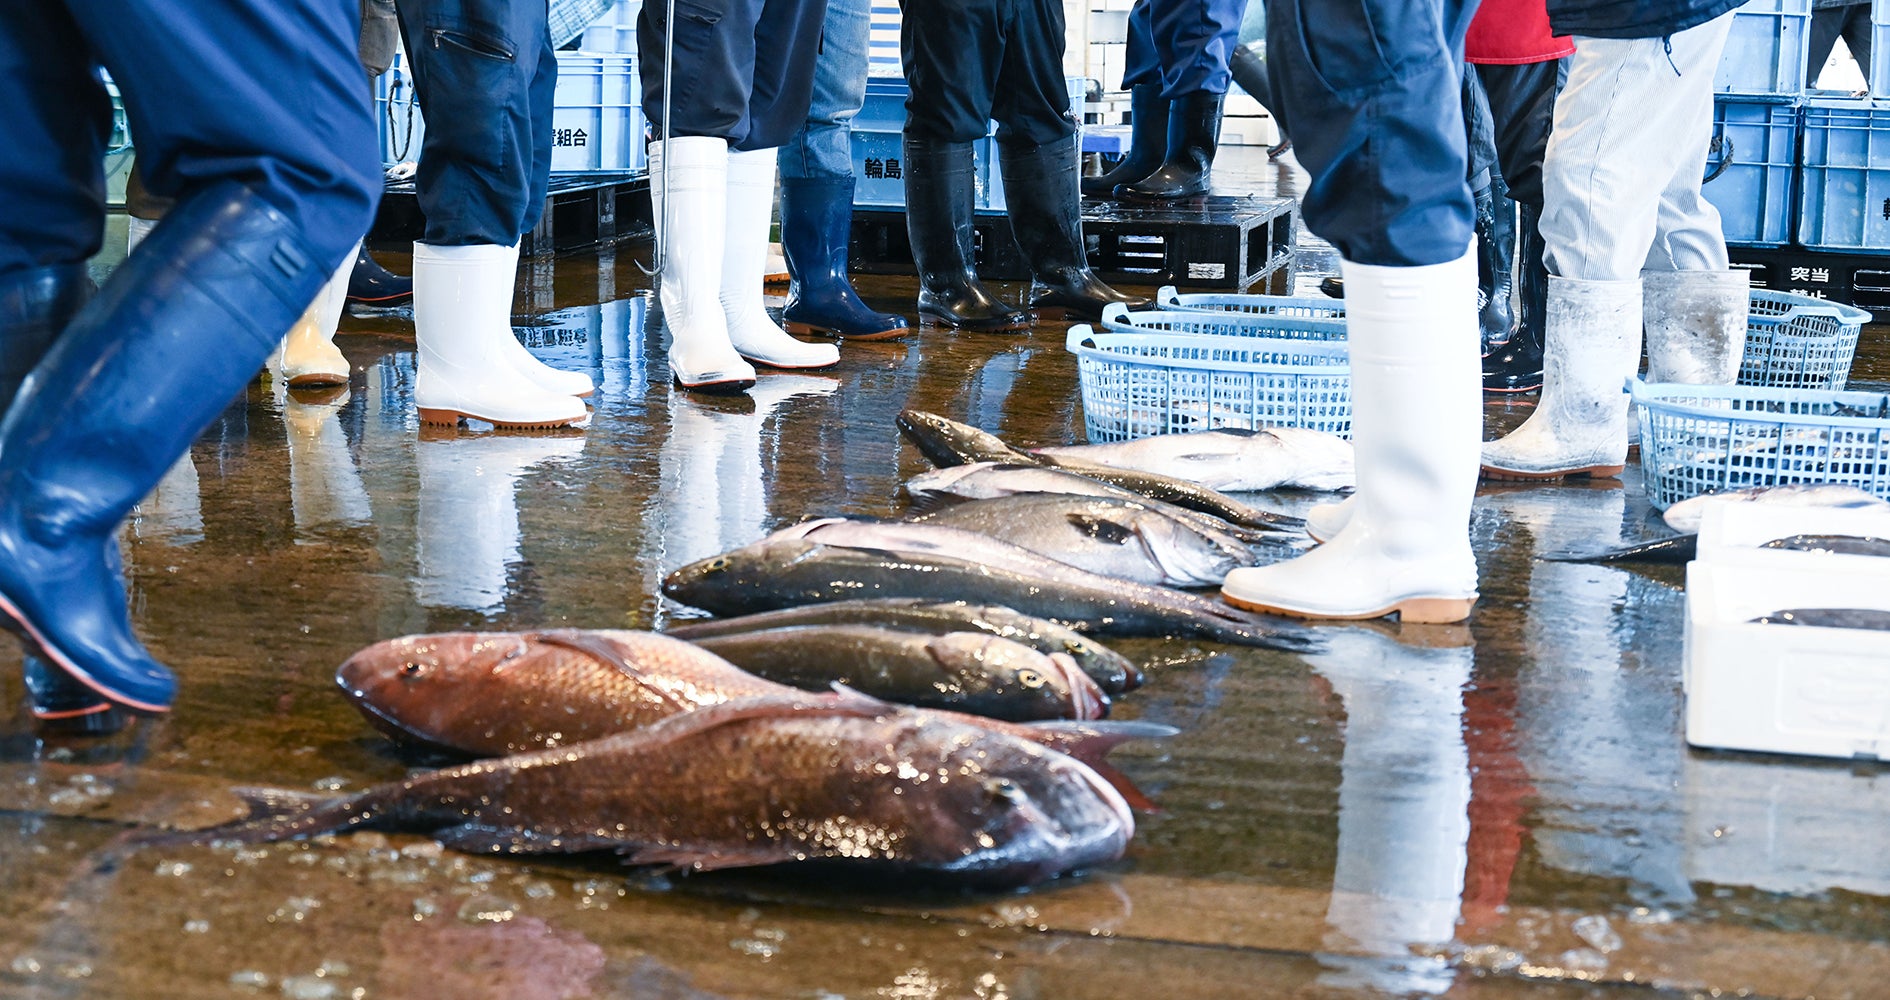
897, 410, 1303, 531
136, 691, 1136, 888
1749, 608, 1890, 631
1661, 484, 1890, 533
688, 625, 1106, 722
1540, 535, 1698, 565
662, 530, 1321, 652
908, 494, 1260, 587
337, 631, 1173, 809
1031, 427, 1356, 492
907, 463, 1283, 543
1761, 534, 1890, 558
666, 598, 1144, 694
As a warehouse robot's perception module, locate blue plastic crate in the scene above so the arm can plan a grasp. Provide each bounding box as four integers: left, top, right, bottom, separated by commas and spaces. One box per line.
1741, 288, 1872, 389
850, 76, 1086, 212
1153, 285, 1346, 319
1066, 324, 1353, 440
1703, 98, 1799, 245
376, 51, 644, 172
1715, 0, 1812, 96
1632, 378, 1890, 509
579, 22, 636, 53
1873, 0, 1890, 97
1797, 98, 1890, 250
1099, 302, 1347, 341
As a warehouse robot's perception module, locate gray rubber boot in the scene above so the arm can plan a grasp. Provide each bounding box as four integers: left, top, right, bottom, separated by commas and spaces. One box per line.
1643, 269, 1749, 385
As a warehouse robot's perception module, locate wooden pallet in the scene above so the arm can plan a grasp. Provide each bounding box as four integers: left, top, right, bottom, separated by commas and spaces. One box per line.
847, 195, 1296, 292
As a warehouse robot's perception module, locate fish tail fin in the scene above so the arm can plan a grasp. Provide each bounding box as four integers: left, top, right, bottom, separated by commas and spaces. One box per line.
127, 787, 374, 850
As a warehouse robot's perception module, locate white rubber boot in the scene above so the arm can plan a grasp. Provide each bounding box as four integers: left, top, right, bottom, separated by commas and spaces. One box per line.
275, 242, 355, 387
650, 137, 757, 392
413, 242, 594, 397
1643, 268, 1748, 384
1305, 494, 1355, 544
412, 243, 588, 429
1221, 250, 1482, 623
1479, 276, 1642, 480
721, 149, 839, 370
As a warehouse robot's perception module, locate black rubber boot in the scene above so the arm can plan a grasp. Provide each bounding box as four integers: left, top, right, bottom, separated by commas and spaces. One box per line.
0, 183, 337, 714
0, 266, 126, 734
1082, 83, 1169, 199
1001, 135, 1150, 321
780, 175, 908, 340
1477, 183, 1517, 356
346, 246, 412, 306
1116, 91, 1224, 202
903, 134, 1029, 331
1319, 277, 1344, 299
1484, 204, 1547, 392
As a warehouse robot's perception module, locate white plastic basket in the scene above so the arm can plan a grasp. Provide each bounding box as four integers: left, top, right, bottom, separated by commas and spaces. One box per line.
1065, 324, 1352, 442
1153, 285, 1346, 320
1631, 377, 1890, 510
1098, 301, 1348, 343
1740, 289, 1871, 390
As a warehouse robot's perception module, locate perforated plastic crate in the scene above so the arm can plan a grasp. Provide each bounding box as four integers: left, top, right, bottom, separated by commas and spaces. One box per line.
1065, 323, 1353, 441
1703, 98, 1800, 245
1099, 302, 1347, 341
1797, 98, 1890, 250
1631, 377, 1890, 509
1153, 285, 1346, 319
1740, 288, 1871, 389
1715, 0, 1812, 95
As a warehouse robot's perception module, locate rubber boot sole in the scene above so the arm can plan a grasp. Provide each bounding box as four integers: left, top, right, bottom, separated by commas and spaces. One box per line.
784, 320, 908, 342
1478, 463, 1624, 482
670, 375, 756, 395
417, 407, 588, 429
0, 596, 171, 715
32, 701, 128, 735
286, 371, 349, 389
1222, 590, 1476, 625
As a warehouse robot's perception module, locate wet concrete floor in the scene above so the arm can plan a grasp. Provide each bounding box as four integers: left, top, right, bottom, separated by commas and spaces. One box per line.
2, 152, 1888, 999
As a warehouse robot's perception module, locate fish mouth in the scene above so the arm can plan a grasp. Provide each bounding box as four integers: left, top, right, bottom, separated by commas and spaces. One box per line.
1048, 653, 1108, 720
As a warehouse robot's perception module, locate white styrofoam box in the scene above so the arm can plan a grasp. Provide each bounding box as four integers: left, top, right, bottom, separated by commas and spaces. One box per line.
1682, 752, 1890, 896
1219, 115, 1280, 147
1683, 548, 1890, 760
1089, 9, 1129, 43
1695, 498, 1890, 563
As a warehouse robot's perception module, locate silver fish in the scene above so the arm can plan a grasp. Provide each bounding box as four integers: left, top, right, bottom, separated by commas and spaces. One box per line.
1032, 427, 1356, 492
1662, 484, 1890, 533
906, 462, 1283, 543
1749, 608, 1890, 631
910, 493, 1259, 586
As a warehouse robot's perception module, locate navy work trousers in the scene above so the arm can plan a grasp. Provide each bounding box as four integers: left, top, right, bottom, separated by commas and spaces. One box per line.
900, 0, 1078, 145
1472, 59, 1563, 210
0, 0, 379, 275
1122, 0, 1246, 98
1267, 0, 1479, 267
637, 0, 828, 150
397, 0, 556, 245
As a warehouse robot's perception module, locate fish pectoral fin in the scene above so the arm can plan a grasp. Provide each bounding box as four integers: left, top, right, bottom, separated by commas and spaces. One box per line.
432, 824, 623, 856
901, 491, 965, 517
619, 841, 806, 873
529, 630, 693, 713
232, 785, 331, 819
1066, 513, 1138, 547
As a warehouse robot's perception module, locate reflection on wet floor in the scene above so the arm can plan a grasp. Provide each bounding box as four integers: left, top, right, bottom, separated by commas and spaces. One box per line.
3, 156, 1890, 998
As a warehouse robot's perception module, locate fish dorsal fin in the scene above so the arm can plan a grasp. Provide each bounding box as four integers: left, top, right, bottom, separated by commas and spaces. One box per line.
529, 630, 693, 714
1066, 512, 1137, 546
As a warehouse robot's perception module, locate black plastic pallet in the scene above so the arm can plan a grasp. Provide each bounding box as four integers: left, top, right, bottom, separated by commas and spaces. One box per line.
1730, 243, 1890, 319
847, 195, 1297, 292
368, 172, 653, 256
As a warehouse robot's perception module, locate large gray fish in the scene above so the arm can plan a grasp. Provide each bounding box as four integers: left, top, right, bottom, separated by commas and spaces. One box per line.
1761, 534, 1890, 558
662, 533, 1321, 652
135, 692, 1137, 888
1750, 608, 1890, 630
908, 493, 1260, 587
906, 462, 1281, 543
1540, 534, 1697, 565
897, 410, 1303, 531
666, 598, 1144, 693
1662, 484, 1890, 533
687, 625, 1106, 721
1032, 427, 1356, 492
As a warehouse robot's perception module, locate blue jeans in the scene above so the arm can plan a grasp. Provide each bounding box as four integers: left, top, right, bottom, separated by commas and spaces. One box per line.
779, 0, 873, 179
0, 0, 378, 274
1267, 0, 1476, 267
397, 0, 556, 246
1122, 0, 1246, 97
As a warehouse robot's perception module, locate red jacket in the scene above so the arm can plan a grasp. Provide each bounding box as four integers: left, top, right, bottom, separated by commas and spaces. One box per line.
1467, 0, 1576, 64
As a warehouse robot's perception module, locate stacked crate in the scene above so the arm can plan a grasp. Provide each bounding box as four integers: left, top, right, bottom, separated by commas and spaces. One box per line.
1704, 0, 1812, 248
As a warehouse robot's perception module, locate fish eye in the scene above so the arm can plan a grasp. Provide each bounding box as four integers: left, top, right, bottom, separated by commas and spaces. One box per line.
986, 778, 1025, 804
1017, 669, 1044, 689
706, 557, 730, 572
400, 661, 429, 678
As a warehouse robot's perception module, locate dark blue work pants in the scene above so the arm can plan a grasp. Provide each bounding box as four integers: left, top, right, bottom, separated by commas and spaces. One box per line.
1267, 0, 1479, 267
637, 0, 828, 150
0, 0, 379, 275
1122, 0, 1246, 97
901, 0, 1077, 145
1472, 59, 1563, 210
397, 0, 555, 245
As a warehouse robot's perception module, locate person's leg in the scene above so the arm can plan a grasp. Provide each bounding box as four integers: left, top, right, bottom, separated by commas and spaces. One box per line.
1841, 3, 1873, 75
776, 0, 908, 339
1116, 0, 1245, 200
1477, 58, 1561, 392
1807, 4, 1848, 82
901, 0, 1029, 330
1220, 0, 1481, 623
398, 0, 591, 424
0, 0, 379, 714
1084, 0, 1171, 197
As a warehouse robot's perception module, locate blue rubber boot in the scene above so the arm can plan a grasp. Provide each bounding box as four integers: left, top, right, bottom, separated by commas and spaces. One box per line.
780, 176, 908, 341
0, 183, 338, 715
0, 265, 125, 733
345, 245, 412, 306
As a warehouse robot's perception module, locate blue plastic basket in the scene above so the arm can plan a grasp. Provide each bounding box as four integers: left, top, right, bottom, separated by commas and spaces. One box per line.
1714, 0, 1811, 96
1703, 98, 1799, 245
1065, 324, 1353, 441
1099, 302, 1348, 342
1741, 289, 1872, 389
1631, 378, 1890, 509
1153, 285, 1347, 320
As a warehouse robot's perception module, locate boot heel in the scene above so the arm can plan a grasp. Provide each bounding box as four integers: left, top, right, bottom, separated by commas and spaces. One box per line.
783, 321, 830, 337
417, 407, 464, 427
1394, 597, 1477, 625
